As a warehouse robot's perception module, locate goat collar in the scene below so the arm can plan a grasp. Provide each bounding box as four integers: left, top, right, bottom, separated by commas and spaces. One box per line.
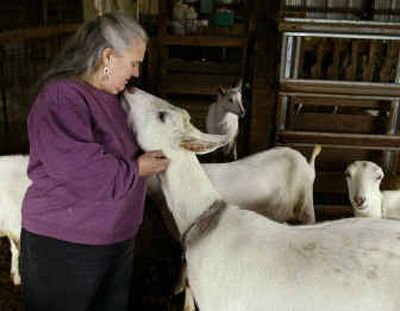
181, 200, 227, 248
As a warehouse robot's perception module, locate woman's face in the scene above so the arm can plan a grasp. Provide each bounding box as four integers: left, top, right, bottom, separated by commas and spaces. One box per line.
101, 38, 147, 94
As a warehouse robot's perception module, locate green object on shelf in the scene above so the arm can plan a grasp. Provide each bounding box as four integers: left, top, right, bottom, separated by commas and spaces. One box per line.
213, 10, 234, 26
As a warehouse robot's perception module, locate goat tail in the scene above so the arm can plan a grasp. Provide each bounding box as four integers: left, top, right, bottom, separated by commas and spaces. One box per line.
309, 144, 322, 167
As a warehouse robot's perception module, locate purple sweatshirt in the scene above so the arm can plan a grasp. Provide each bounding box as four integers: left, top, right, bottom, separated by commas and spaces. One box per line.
22, 79, 147, 245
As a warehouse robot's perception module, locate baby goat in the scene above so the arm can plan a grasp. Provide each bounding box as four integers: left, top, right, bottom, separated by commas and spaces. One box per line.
206, 79, 245, 160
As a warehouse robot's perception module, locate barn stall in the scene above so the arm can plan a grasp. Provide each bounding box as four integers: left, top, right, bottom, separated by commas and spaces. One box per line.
0, 0, 400, 310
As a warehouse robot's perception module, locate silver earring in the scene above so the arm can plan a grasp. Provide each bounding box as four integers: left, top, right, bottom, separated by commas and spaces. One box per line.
103, 66, 111, 80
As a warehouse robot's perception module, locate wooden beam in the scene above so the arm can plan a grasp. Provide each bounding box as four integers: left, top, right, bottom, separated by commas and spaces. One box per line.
159, 35, 246, 47
289, 113, 375, 134
276, 130, 400, 149
0, 24, 80, 43
280, 79, 400, 99
159, 73, 241, 95
290, 96, 380, 108
165, 59, 241, 75
279, 18, 400, 37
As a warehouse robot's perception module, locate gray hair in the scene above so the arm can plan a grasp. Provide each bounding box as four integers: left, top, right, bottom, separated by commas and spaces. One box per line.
39, 11, 148, 87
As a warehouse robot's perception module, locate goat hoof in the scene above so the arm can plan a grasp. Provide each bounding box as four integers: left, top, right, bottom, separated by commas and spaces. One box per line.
10, 272, 21, 286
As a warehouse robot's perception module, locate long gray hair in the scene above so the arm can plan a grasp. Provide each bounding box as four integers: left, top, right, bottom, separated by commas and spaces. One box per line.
38, 11, 148, 87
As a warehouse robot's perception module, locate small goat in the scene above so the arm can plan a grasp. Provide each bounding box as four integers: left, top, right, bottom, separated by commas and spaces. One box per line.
345, 160, 400, 219
0, 155, 30, 285
206, 79, 244, 160
123, 88, 400, 311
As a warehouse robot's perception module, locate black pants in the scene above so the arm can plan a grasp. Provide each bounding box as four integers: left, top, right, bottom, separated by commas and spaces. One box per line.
20, 229, 134, 311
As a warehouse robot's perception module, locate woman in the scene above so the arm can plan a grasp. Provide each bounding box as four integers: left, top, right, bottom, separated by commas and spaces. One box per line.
20, 11, 169, 311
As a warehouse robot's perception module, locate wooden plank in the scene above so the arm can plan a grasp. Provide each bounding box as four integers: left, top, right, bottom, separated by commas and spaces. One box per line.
276, 130, 400, 149
288, 113, 376, 134
327, 40, 347, 80
363, 41, 381, 81
0, 24, 80, 43
279, 18, 400, 37
310, 38, 328, 79
315, 172, 347, 194
165, 59, 241, 75
159, 34, 245, 47
379, 42, 399, 82
159, 73, 241, 95
291, 96, 380, 108
280, 79, 400, 99
345, 40, 359, 81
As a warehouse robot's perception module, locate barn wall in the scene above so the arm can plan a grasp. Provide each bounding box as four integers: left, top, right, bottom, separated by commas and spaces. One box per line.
0, 1, 83, 154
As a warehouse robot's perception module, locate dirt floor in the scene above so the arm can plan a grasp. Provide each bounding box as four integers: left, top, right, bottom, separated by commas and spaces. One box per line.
0, 238, 24, 311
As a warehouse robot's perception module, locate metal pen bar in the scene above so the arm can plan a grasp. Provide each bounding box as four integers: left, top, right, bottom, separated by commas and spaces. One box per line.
283, 31, 400, 41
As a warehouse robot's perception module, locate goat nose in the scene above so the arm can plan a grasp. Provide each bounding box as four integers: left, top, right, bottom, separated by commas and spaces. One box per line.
354, 196, 366, 207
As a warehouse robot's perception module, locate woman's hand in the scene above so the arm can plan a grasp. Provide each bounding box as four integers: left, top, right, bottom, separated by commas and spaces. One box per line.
138, 150, 170, 177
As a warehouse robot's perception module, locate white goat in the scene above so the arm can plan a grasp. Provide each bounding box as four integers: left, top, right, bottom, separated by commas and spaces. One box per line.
149, 145, 319, 229
0, 155, 30, 285
202, 145, 319, 224
206, 79, 244, 160
345, 160, 400, 219
147, 146, 318, 311
124, 88, 400, 311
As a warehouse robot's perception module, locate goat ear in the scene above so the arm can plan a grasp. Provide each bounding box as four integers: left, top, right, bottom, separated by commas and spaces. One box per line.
234, 78, 243, 89
180, 134, 228, 155
218, 86, 226, 95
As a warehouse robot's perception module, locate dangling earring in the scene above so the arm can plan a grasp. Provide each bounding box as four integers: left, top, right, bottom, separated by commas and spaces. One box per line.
103, 66, 111, 80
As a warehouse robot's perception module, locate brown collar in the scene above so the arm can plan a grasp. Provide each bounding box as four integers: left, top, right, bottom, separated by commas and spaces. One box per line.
181, 200, 227, 248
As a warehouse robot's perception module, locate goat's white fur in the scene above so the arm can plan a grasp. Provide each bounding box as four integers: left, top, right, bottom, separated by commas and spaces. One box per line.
148, 146, 318, 228
202, 146, 319, 224
346, 160, 400, 219
206, 81, 244, 160
123, 88, 400, 311
0, 155, 30, 285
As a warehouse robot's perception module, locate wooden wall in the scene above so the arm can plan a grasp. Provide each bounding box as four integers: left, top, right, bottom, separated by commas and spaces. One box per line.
0, 0, 83, 154
0, 0, 82, 30
0, 0, 279, 156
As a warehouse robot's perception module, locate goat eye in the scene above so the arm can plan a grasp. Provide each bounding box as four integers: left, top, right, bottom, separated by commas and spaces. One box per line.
158, 111, 167, 122
229, 98, 233, 103
344, 172, 351, 179
376, 175, 383, 181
